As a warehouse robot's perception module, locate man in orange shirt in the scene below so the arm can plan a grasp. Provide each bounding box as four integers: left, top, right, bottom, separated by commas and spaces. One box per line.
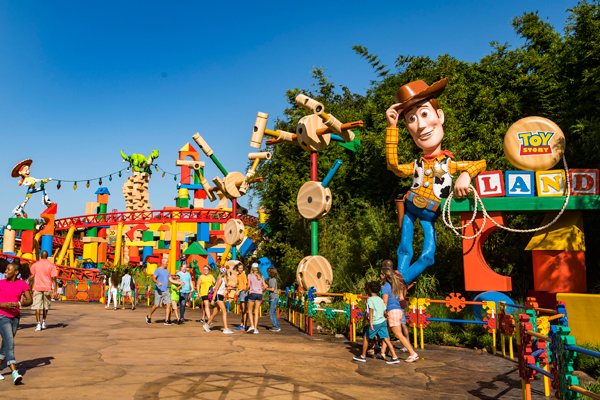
30, 251, 58, 331
385, 78, 486, 283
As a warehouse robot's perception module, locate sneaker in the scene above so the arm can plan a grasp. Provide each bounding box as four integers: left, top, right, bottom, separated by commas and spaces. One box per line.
376, 353, 386, 360
203, 324, 211, 332
12, 370, 22, 385
405, 354, 419, 363
0, 373, 4, 380
235, 325, 243, 330
386, 358, 400, 364
400, 347, 409, 353
269, 328, 281, 332
42, 320, 46, 329
200, 319, 207, 324
209, 322, 214, 326
253, 329, 259, 335
223, 328, 234, 334
179, 319, 186, 324
353, 355, 367, 362
176, 320, 182, 325
164, 320, 173, 326
246, 327, 255, 333
145, 315, 152, 325
35, 323, 42, 331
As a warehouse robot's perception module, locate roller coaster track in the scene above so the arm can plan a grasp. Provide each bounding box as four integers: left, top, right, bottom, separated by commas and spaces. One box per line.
0, 253, 101, 282
51, 236, 115, 255
53, 209, 257, 231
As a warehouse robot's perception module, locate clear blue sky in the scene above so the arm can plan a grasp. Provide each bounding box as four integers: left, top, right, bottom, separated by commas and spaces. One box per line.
0, 0, 574, 221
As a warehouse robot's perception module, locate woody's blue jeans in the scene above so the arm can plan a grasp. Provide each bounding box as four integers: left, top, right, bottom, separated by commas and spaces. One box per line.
397, 200, 439, 284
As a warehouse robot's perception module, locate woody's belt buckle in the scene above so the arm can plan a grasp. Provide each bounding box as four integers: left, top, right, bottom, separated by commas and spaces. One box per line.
411, 194, 429, 209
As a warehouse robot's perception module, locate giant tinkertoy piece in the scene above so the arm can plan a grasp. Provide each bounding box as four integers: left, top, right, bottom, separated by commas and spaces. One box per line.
251, 94, 362, 292
191, 132, 265, 264
11, 159, 53, 218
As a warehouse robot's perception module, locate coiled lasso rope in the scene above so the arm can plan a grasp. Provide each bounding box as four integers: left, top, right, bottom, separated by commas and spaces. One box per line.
442, 155, 571, 240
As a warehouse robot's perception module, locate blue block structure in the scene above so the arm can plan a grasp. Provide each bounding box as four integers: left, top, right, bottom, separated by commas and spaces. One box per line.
239, 237, 256, 257
199, 223, 210, 242
208, 256, 217, 269
40, 235, 53, 255
142, 246, 154, 265
257, 257, 272, 279
178, 184, 204, 190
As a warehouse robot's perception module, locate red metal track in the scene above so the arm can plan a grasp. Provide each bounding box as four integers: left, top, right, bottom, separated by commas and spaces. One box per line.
51, 236, 115, 255
0, 253, 102, 282
53, 209, 258, 231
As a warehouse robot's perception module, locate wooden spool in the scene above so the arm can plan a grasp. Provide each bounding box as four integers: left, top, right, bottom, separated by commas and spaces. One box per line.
296, 114, 331, 152
221, 171, 245, 198
223, 219, 245, 246
296, 181, 332, 220
504, 116, 566, 171
296, 255, 333, 293
225, 260, 240, 287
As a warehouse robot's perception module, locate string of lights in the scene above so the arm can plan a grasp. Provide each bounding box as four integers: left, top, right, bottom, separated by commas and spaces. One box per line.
50, 164, 190, 190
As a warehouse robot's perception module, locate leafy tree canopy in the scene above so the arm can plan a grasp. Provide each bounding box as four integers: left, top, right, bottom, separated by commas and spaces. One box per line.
250, 1, 600, 298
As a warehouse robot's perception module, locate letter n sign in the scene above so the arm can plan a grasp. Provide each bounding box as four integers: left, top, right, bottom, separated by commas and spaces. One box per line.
475, 171, 505, 198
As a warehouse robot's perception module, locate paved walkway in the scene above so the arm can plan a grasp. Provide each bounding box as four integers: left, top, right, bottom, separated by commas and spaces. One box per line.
0, 302, 545, 399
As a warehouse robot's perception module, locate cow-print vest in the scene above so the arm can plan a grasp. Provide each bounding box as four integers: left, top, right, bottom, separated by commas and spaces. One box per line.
410, 156, 453, 201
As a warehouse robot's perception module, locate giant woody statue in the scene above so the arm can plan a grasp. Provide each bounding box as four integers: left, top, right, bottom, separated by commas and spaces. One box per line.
385, 78, 486, 283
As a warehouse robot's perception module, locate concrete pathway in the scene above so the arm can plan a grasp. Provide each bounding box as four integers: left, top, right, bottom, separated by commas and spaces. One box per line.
0, 302, 545, 399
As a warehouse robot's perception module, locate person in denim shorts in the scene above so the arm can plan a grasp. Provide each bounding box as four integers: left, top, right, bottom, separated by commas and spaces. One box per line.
245, 263, 266, 334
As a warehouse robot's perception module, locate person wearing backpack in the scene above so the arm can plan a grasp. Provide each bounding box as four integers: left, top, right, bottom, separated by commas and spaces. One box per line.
120, 268, 136, 310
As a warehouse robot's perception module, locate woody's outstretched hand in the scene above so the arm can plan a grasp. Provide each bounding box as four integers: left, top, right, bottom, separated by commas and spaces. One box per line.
454, 172, 473, 197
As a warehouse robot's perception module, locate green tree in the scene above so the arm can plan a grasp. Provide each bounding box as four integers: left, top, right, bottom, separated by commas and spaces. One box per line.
251, 0, 600, 298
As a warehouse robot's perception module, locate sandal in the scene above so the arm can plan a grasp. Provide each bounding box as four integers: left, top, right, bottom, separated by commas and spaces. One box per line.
405, 354, 419, 363
367, 349, 375, 356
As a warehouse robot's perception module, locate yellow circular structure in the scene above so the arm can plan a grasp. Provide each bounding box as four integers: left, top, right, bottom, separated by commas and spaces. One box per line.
503, 116, 565, 171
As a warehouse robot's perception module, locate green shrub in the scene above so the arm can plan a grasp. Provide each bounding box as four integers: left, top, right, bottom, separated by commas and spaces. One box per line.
575, 342, 600, 381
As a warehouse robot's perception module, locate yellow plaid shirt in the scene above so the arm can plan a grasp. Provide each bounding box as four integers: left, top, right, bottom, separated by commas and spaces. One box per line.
386, 128, 486, 203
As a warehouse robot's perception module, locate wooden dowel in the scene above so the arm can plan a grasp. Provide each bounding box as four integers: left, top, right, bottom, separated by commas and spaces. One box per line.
208, 176, 264, 192
569, 385, 600, 400
547, 313, 565, 321
265, 139, 300, 146
534, 307, 558, 314
525, 330, 551, 341
316, 120, 364, 135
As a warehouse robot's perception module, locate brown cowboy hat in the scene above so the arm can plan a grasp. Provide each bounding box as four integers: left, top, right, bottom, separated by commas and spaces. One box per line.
394, 77, 447, 113
11, 159, 32, 178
